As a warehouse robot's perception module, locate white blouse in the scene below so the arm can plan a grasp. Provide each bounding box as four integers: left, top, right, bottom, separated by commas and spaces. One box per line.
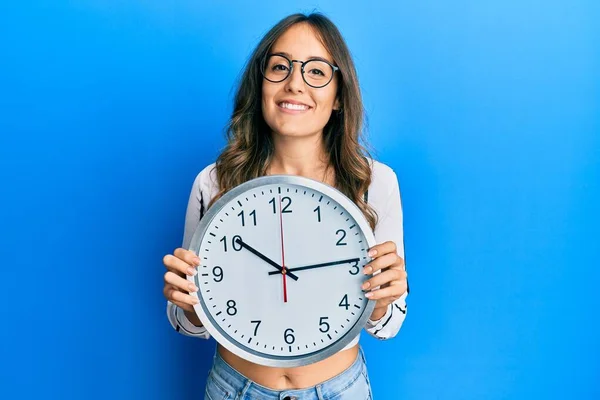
167, 158, 409, 351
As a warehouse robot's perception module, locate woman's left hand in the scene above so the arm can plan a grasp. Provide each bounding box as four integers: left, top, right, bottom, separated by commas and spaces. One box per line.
362, 241, 408, 321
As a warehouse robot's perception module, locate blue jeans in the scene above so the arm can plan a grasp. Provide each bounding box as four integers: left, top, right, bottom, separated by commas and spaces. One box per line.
204, 347, 373, 400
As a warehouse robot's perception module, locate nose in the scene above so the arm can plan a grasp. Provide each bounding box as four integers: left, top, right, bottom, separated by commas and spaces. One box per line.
284, 61, 305, 94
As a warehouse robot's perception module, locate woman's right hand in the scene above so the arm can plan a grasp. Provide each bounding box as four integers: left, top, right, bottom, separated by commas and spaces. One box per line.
163, 248, 202, 325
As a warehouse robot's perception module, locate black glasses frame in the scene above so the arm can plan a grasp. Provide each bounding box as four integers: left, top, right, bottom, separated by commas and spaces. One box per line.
261, 53, 340, 88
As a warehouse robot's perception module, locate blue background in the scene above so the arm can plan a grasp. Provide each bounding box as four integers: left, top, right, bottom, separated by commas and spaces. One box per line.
1, 1, 598, 399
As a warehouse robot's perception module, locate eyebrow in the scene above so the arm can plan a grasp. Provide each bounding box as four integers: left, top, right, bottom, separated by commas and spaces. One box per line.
270, 51, 334, 64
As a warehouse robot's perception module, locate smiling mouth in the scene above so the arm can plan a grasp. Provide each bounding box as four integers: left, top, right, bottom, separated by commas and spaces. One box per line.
278, 101, 311, 111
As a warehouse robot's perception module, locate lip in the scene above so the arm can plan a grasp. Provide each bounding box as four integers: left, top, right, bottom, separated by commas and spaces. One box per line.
277, 99, 312, 114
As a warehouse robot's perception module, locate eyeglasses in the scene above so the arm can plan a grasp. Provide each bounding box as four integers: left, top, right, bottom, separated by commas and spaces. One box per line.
261, 54, 339, 88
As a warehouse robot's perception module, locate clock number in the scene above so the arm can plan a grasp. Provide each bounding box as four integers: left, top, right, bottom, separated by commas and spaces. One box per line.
319, 317, 330, 333
284, 328, 295, 344
269, 198, 275, 213
212, 266, 223, 282
270, 196, 292, 213
335, 229, 347, 246
349, 260, 359, 275
339, 294, 350, 310
314, 206, 321, 222
238, 210, 257, 227
251, 320, 261, 336
220, 235, 243, 252
232, 235, 242, 251
226, 300, 237, 316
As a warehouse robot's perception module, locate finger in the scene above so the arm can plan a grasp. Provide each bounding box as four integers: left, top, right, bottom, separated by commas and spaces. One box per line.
364, 281, 408, 301
171, 299, 195, 313
167, 286, 200, 306
367, 241, 397, 258
163, 252, 200, 277
164, 271, 198, 293
163, 283, 183, 300
362, 269, 407, 291
174, 247, 201, 266
363, 253, 397, 274
165, 283, 197, 312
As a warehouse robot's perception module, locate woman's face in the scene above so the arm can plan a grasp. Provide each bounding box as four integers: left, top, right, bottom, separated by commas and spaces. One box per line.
262, 23, 340, 140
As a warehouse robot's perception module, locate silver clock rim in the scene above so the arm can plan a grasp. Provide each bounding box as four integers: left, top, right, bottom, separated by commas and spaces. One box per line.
187, 174, 377, 368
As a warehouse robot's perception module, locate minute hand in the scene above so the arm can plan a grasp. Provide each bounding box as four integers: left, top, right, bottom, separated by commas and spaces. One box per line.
267, 257, 360, 275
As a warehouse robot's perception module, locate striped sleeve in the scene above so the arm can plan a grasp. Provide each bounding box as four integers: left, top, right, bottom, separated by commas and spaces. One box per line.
365, 293, 408, 340
166, 167, 213, 340
364, 165, 409, 340
167, 300, 211, 339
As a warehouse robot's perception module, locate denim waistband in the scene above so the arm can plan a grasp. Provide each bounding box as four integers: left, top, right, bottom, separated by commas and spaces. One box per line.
209, 346, 367, 400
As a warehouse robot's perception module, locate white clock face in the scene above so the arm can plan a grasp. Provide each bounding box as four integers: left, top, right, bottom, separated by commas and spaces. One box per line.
189, 176, 375, 367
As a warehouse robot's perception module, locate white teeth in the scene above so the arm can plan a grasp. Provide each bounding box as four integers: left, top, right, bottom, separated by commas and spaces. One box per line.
280, 102, 309, 110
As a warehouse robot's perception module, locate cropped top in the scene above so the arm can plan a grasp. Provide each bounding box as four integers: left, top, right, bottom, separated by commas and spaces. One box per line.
167, 158, 409, 352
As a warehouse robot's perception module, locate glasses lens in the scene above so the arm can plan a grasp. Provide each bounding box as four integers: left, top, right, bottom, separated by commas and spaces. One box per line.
303, 60, 334, 87
264, 55, 290, 82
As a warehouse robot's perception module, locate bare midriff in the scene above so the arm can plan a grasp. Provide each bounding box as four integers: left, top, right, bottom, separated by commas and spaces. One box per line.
217, 343, 359, 390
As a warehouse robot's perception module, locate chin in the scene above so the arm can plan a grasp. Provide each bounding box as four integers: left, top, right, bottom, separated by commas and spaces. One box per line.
272, 127, 319, 138
268, 119, 325, 138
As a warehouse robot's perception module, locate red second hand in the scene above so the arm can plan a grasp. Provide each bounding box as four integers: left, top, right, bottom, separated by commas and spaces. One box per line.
279, 195, 288, 303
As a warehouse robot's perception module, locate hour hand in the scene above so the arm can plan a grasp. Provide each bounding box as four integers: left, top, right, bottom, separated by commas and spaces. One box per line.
268, 257, 361, 275
235, 238, 299, 281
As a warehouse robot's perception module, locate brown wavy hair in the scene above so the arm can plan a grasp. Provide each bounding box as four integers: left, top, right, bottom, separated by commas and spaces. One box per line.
208, 12, 378, 230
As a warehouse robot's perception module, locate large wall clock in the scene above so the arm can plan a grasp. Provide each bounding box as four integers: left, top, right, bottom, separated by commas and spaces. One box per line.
188, 175, 376, 367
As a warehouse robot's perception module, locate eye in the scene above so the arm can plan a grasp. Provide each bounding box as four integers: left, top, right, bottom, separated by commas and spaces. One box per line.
271, 63, 290, 72
306, 68, 325, 76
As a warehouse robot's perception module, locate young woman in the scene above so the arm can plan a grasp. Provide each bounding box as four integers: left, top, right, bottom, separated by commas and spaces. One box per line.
162, 13, 409, 400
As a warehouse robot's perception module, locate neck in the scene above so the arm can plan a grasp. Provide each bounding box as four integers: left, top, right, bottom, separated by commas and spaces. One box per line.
268, 132, 333, 183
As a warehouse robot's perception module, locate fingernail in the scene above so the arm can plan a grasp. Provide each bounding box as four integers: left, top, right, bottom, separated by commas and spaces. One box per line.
365, 292, 374, 298
363, 266, 372, 275
187, 267, 198, 276
192, 257, 201, 266
362, 282, 370, 290
368, 249, 377, 257
191, 296, 199, 304
189, 283, 198, 292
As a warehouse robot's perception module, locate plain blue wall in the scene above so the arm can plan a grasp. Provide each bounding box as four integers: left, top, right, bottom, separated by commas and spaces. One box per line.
1, 1, 598, 399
